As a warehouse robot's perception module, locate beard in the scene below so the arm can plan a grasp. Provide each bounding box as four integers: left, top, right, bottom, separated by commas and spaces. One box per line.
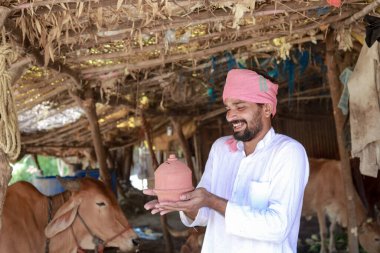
231, 109, 263, 142
232, 120, 263, 142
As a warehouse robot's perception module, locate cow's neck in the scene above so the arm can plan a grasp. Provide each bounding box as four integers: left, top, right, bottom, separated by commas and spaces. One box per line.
50, 191, 71, 215
47, 191, 87, 253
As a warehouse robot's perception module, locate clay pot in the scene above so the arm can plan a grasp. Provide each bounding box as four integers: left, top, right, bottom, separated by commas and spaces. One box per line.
153, 154, 194, 202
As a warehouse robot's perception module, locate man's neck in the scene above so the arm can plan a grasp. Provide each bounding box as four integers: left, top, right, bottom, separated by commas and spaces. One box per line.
243, 126, 271, 155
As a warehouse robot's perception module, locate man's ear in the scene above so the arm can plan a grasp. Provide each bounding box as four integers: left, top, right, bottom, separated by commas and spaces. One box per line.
263, 104, 273, 118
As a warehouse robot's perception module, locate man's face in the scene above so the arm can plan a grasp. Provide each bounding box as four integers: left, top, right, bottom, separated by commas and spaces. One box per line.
224, 98, 263, 142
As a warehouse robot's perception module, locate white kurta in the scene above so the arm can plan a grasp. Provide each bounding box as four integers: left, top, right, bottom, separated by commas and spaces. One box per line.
180, 128, 309, 253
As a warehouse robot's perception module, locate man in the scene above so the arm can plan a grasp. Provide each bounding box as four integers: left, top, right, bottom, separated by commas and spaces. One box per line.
144, 69, 309, 253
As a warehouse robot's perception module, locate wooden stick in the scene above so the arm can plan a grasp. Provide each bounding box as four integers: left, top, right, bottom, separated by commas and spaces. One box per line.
195, 107, 226, 122
81, 11, 346, 76
69, 13, 305, 62
0, 7, 11, 29
278, 95, 331, 104
334, 0, 380, 28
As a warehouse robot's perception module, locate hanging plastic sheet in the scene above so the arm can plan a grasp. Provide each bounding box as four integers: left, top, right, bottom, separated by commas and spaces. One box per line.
299, 50, 309, 74
284, 59, 295, 96
338, 67, 353, 115
225, 51, 237, 71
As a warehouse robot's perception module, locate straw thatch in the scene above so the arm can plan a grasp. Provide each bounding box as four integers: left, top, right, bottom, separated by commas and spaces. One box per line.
0, 0, 376, 158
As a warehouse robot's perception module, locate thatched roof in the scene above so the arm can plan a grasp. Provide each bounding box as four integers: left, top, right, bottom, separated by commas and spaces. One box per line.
1, 0, 375, 158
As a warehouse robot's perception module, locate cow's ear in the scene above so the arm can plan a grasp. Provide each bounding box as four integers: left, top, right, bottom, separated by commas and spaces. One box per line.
44, 199, 80, 238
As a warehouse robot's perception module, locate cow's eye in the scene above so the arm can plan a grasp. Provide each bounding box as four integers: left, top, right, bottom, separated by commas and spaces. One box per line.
96, 202, 106, 207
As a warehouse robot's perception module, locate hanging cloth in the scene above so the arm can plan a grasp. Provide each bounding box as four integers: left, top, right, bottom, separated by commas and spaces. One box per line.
364, 15, 380, 48
347, 41, 380, 177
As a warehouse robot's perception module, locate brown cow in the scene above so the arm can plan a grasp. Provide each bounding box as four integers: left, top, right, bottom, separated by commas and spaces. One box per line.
302, 158, 380, 253
0, 177, 138, 253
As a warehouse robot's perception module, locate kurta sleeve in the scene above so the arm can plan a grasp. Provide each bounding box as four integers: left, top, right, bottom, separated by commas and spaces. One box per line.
179, 140, 217, 227
225, 141, 309, 242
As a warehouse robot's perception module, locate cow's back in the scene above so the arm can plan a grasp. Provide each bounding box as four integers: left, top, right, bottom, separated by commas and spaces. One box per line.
0, 181, 47, 252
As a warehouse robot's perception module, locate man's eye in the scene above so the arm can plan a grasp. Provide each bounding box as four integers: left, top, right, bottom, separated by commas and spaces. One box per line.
237, 107, 245, 110
96, 202, 106, 207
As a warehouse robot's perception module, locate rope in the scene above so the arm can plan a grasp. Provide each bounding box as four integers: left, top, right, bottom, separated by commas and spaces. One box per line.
45, 197, 53, 253
0, 44, 21, 161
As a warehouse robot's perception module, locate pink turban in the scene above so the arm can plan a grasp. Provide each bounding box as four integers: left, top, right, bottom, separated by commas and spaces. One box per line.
222, 69, 278, 116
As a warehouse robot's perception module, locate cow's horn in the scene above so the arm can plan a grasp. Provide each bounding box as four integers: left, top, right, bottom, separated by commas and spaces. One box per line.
57, 176, 81, 191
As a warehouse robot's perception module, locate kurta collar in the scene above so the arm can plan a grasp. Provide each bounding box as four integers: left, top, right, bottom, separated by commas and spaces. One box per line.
236, 127, 275, 152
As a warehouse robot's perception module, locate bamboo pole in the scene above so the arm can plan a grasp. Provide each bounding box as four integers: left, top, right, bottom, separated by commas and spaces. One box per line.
141, 112, 173, 253
325, 31, 359, 253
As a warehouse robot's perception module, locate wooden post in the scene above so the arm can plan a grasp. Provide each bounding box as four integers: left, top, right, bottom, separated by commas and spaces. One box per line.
193, 129, 203, 182
141, 113, 173, 253
71, 89, 111, 189
0, 150, 11, 229
325, 31, 359, 253
123, 146, 133, 185
31, 154, 43, 175
169, 117, 197, 186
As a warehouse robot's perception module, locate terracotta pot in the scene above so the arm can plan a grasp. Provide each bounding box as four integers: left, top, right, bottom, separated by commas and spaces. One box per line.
153, 154, 194, 202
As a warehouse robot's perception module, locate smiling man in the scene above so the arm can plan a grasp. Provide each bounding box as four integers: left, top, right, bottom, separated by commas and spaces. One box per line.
144, 69, 309, 253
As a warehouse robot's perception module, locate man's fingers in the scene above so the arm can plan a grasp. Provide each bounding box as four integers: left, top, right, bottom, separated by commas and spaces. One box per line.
157, 201, 192, 212
144, 199, 159, 210
160, 210, 173, 215
180, 187, 204, 200
151, 208, 162, 215
143, 189, 156, 196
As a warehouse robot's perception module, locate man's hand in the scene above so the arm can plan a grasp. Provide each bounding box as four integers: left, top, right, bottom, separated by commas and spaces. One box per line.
156, 188, 227, 217
143, 189, 164, 214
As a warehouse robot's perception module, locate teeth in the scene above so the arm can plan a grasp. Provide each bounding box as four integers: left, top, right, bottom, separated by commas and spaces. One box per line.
233, 122, 243, 128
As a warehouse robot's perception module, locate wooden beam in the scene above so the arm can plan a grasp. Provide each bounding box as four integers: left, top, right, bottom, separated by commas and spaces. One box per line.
24, 146, 93, 157
278, 95, 331, 104
20, 0, 343, 47
69, 13, 306, 61
71, 89, 111, 188
196, 107, 226, 122
80, 9, 344, 76
334, 0, 380, 29
325, 31, 359, 253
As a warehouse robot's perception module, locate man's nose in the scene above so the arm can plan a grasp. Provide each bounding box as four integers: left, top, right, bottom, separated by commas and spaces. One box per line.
226, 109, 237, 122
